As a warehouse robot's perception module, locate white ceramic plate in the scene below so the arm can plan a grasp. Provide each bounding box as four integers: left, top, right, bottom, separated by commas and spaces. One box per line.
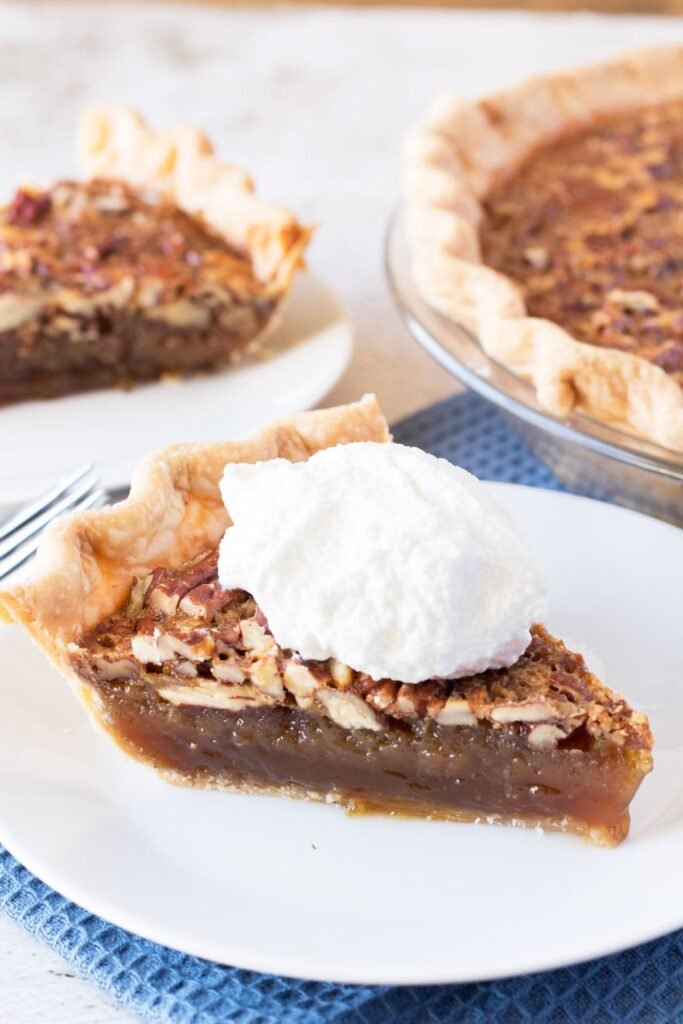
0, 272, 352, 503
0, 484, 681, 985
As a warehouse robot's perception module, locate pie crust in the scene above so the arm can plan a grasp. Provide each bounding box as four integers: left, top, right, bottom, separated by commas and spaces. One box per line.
404, 47, 683, 452
78, 106, 310, 288
0, 396, 388, 659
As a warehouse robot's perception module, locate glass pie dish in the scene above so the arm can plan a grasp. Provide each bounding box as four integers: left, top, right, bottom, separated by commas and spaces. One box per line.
385, 211, 683, 528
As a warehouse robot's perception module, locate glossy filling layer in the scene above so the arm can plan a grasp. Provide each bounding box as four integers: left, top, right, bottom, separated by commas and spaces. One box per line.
88, 675, 651, 846
0, 305, 274, 404
481, 99, 683, 385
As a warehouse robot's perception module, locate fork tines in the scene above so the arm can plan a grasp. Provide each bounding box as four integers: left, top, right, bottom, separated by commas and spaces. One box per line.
0, 466, 107, 581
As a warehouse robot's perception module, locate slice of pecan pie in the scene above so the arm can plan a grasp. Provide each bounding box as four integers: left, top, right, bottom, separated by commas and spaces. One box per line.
0, 398, 652, 846
0, 107, 310, 404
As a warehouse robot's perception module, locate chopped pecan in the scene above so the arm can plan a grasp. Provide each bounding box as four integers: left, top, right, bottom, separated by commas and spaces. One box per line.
174, 660, 198, 679
365, 680, 399, 713
329, 659, 353, 689
145, 554, 219, 616
8, 189, 51, 226
87, 654, 139, 682
606, 288, 661, 314
145, 569, 183, 616
255, 607, 270, 632
316, 690, 381, 731
214, 623, 243, 651
127, 574, 153, 617
211, 659, 245, 684
131, 625, 215, 664
435, 697, 477, 727
157, 680, 276, 711
490, 701, 555, 725
240, 619, 275, 654
178, 582, 243, 619
527, 722, 573, 751
522, 246, 550, 271
251, 655, 285, 699
284, 660, 322, 698
391, 680, 446, 721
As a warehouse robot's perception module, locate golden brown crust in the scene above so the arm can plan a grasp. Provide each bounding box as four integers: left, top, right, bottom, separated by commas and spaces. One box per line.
0, 397, 390, 662
78, 106, 312, 290
404, 47, 683, 452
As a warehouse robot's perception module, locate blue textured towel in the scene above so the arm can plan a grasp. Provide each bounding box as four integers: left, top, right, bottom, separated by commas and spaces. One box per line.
1, 392, 680, 1024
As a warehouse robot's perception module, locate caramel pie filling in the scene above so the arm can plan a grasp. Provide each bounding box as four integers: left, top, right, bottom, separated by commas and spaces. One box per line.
70, 552, 653, 846
0, 180, 277, 404
481, 99, 683, 385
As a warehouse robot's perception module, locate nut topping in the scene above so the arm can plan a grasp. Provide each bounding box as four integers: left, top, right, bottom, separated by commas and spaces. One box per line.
131, 626, 215, 664
240, 619, 275, 655
7, 189, 52, 226
436, 697, 477, 727
88, 655, 139, 682
606, 288, 661, 314
130, 630, 164, 665
250, 656, 285, 699
0, 294, 43, 331
395, 683, 421, 718
283, 660, 322, 698
522, 246, 550, 271
365, 680, 399, 712
211, 660, 245, 684
481, 97, 683, 390
74, 552, 647, 750
175, 661, 198, 679
329, 659, 353, 689
157, 681, 276, 711
127, 574, 153, 617
145, 555, 219, 616
178, 583, 240, 618
317, 690, 381, 731
490, 701, 555, 725
146, 571, 183, 616
148, 300, 210, 329
527, 722, 572, 751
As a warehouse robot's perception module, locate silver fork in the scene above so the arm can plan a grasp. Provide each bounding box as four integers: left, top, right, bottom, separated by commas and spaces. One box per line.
0, 465, 108, 581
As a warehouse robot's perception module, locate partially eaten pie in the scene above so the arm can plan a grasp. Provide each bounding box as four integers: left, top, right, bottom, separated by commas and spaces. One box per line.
0, 398, 652, 846
0, 107, 310, 404
404, 46, 683, 451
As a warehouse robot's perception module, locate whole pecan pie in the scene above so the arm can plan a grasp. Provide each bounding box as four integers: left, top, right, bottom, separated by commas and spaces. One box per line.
404, 47, 683, 452
0, 107, 310, 404
0, 398, 652, 846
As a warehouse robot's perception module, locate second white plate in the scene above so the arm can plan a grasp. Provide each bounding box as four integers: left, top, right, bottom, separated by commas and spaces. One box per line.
1, 272, 352, 502
0, 485, 681, 984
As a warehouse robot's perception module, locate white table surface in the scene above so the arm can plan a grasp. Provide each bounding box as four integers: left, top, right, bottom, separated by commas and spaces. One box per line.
1, 2, 682, 1020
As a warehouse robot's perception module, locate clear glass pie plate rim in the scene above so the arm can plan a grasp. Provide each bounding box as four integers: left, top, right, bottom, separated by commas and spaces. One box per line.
385, 208, 683, 485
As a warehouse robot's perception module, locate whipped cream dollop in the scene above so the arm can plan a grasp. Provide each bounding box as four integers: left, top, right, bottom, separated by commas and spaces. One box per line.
218, 442, 545, 684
